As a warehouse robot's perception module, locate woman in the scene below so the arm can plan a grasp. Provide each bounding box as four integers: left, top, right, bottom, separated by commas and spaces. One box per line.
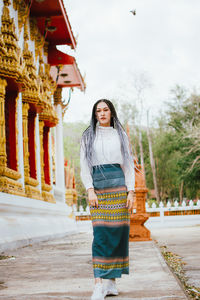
80, 99, 135, 300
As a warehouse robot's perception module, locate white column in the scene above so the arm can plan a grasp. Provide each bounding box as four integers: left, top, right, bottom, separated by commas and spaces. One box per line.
35, 114, 41, 192
17, 93, 24, 188
55, 104, 65, 202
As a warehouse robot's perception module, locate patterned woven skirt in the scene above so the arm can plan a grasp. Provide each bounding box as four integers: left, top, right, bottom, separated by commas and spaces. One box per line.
90, 163, 130, 279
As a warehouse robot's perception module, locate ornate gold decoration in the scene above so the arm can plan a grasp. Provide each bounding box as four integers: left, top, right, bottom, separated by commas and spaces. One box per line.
42, 191, 55, 203
22, 42, 41, 107
42, 183, 55, 203
0, 5, 24, 84
25, 184, 43, 200
1, 166, 20, 179
39, 64, 58, 126
0, 34, 6, 59
21, 41, 56, 200
39, 120, 55, 203
13, 0, 31, 33
0, 175, 25, 195
29, 17, 46, 59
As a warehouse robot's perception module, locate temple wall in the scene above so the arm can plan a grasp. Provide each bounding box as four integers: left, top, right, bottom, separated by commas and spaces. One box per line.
0, 0, 78, 251
0, 192, 78, 252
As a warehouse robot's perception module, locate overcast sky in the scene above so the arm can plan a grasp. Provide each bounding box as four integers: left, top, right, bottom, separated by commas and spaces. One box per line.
61, 0, 200, 125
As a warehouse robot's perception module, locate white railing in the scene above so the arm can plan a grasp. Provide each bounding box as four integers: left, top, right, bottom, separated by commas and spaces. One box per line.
146, 199, 200, 223
74, 200, 200, 223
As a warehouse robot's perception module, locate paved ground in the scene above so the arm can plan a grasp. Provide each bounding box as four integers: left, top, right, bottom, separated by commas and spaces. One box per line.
0, 229, 188, 300
151, 225, 200, 290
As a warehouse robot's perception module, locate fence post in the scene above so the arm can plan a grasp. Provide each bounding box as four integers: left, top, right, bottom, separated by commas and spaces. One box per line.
159, 201, 164, 224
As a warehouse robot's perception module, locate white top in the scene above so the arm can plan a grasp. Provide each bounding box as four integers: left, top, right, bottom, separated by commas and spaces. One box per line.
80, 125, 135, 191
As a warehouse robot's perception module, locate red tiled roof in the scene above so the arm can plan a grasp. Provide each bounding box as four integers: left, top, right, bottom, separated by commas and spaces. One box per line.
30, 0, 76, 48
49, 46, 85, 92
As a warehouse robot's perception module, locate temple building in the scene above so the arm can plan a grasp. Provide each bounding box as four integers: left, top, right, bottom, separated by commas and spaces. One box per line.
0, 0, 85, 252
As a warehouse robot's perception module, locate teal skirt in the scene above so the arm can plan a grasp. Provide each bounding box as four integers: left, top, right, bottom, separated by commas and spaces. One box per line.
90, 164, 130, 279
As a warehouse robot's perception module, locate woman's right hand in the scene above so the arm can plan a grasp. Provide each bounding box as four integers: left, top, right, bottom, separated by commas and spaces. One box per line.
87, 188, 98, 208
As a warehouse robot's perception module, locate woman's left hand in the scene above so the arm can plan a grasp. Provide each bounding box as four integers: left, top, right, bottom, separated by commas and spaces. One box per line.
126, 190, 136, 212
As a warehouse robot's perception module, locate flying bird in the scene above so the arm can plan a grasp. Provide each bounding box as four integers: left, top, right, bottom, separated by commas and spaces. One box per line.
130, 9, 136, 15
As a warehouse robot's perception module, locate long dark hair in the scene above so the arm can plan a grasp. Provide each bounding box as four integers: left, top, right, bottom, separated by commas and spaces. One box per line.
81, 99, 133, 171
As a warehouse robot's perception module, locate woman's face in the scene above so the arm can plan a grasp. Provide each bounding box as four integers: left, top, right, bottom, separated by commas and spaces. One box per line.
96, 102, 111, 127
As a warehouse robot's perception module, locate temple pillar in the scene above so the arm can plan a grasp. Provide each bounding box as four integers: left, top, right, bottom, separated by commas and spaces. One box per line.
0, 78, 25, 195
35, 114, 41, 192
17, 93, 24, 188
54, 88, 65, 202
0, 78, 7, 173
39, 120, 55, 203
39, 121, 45, 191
22, 102, 30, 180
48, 129, 53, 188
22, 102, 42, 200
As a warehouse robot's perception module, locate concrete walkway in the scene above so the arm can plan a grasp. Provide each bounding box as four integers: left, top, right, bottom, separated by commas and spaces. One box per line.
151, 225, 200, 290
0, 230, 188, 300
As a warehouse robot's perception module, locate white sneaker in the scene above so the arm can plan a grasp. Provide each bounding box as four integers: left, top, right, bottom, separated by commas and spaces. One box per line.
104, 279, 119, 296
91, 282, 105, 300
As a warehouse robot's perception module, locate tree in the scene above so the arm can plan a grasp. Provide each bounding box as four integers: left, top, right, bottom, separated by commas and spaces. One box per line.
146, 111, 160, 202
